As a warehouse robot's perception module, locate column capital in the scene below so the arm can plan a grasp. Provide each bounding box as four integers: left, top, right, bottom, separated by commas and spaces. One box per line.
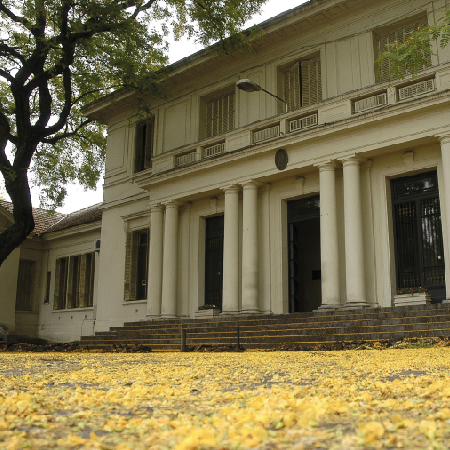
164, 200, 182, 208
437, 134, 450, 146
241, 180, 262, 190
315, 161, 338, 171
341, 155, 361, 168
259, 183, 271, 194
221, 184, 240, 194
149, 203, 164, 213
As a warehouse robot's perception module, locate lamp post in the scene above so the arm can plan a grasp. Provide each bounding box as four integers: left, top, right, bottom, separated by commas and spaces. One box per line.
237, 79, 288, 112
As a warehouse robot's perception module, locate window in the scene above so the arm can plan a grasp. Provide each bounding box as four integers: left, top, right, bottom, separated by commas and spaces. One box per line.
284, 56, 322, 112
15, 259, 35, 311
135, 118, 155, 173
44, 271, 51, 304
124, 229, 149, 301
376, 17, 432, 83
53, 253, 95, 310
206, 91, 235, 138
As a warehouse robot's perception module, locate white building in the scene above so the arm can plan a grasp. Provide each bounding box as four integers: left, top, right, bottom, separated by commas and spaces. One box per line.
2, 0, 450, 342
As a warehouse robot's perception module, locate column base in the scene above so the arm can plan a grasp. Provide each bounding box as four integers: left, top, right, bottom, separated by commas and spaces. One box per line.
342, 302, 370, 310
159, 314, 178, 319
240, 309, 262, 315
220, 311, 240, 316
318, 303, 341, 311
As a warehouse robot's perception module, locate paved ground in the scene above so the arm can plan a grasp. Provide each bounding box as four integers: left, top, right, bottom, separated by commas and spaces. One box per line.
1, 348, 450, 449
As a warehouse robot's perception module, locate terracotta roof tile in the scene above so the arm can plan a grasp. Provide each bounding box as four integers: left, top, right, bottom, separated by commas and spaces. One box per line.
0, 200, 102, 235
0, 200, 66, 235
44, 203, 102, 233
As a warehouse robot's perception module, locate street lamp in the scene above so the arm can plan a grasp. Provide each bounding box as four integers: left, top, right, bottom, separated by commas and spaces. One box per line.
236, 79, 288, 112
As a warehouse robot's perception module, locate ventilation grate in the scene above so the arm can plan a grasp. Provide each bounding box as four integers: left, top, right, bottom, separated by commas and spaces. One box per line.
203, 143, 225, 158
398, 79, 435, 101
176, 151, 197, 167
353, 93, 387, 113
289, 113, 318, 132
253, 125, 280, 143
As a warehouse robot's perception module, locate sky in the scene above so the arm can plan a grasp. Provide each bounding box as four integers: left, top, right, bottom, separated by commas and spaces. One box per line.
30, 0, 308, 214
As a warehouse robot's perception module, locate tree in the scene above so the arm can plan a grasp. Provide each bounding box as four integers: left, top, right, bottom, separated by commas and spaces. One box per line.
376, 10, 450, 80
0, 0, 267, 267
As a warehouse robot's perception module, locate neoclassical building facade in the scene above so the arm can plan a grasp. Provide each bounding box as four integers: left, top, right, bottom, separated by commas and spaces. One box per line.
3, 0, 450, 342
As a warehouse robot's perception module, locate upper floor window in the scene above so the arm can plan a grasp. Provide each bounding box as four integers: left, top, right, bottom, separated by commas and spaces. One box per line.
206, 90, 235, 138
124, 229, 149, 301
54, 253, 95, 310
284, 56, 322, 112
15, 259, 35, 311
135, 118, 155, 173
376, 16, 432, 83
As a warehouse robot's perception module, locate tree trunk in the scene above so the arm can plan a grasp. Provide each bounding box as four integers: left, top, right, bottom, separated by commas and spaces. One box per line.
0, 170, 35, 267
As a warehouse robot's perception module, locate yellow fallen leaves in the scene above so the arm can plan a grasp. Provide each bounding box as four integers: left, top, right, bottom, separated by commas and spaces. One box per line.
2, 349, 450, 448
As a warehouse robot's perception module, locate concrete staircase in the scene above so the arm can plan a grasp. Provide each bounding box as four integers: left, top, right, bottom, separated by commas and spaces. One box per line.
78, 304, 450, 351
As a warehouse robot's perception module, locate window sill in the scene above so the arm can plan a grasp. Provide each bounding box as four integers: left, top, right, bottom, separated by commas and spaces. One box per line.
52, 307, 94, 313
122, 299, 147, 305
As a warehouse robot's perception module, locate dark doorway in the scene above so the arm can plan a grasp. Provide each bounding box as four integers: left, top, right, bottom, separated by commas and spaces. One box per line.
288, 196, 321, 313
392, 171, 446, 303
205, 216, 224, 310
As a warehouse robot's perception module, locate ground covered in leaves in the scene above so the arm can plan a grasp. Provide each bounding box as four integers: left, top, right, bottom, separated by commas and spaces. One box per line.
2, 349, 450, 449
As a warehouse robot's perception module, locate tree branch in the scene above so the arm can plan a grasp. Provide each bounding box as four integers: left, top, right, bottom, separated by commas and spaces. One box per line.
0, 68, 15, 83
41, 118, 92, 144
0, 2, 30, 28
0, 43, 26, 65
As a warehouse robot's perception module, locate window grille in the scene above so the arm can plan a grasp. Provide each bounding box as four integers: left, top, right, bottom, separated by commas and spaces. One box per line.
284, 57, 322, 112
289, 113, 318, 132
376, 18, 431, 83
206, 91, 235, 138
353, 93, 387, 114
253, 125, 280, 143
397, 79, 435, 101
203, 143, 225, 158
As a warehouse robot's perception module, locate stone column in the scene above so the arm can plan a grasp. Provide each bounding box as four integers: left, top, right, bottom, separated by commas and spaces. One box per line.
221, 185, 240, 315
438, 136, 450, 302
259, 184, 272, 314
160, 201, 180, 318
342, 157, 369, 308
318, 162, 341, 309
147, 204, 164, 318
241, 180, 261, 314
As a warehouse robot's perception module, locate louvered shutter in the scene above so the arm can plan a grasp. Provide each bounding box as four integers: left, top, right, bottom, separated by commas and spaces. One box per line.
54, 259, 62, 310
134, 123, 144, 173
78, 254, 87, 307
206, 92, 235, 138
67, 257, 75, 309
87, 253, 95, 307
284, 61, 301, 112
124, 232, 138, 301
301, 57, 322, 107
377, 19, 431, 82
143, 119, 154, 170
15, 260, 34, 311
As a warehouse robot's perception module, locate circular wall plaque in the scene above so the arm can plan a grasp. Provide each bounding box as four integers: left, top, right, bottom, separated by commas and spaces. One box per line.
275, 149, 288, 170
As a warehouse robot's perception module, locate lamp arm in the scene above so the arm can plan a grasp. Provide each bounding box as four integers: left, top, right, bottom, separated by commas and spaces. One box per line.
260, 88, 288, 112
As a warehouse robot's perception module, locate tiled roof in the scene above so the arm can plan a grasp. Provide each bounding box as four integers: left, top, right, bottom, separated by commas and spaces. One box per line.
44, 203, 102, 233
0, 200, 102, 235
0, 200, 66, 235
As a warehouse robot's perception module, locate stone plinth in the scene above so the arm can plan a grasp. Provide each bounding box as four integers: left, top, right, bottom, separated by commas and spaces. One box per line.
194, 309, 221, 319
394, 293, 431, 307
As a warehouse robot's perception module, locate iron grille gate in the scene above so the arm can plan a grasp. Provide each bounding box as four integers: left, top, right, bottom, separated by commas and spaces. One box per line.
205, 216, 224, 310
392, 171, 446, 302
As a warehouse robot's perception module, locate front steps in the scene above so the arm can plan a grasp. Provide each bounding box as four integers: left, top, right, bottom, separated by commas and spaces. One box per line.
79, 304, 450, 351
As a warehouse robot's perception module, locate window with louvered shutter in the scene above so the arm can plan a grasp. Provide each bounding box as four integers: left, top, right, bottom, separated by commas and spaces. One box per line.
376, 19, 432, 82
124, 230, 147, 301
206, 91, 235, 138
15, 260, 35, 311
54, 257, 68, 310
284, 57, 322, 111
135, 118, 155, 173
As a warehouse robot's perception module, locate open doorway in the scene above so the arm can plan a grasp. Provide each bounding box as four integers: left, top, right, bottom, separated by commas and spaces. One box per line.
288, 196, 321, 313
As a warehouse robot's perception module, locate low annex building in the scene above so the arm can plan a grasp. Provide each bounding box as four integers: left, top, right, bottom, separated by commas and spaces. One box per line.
2, 0, 450, 342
